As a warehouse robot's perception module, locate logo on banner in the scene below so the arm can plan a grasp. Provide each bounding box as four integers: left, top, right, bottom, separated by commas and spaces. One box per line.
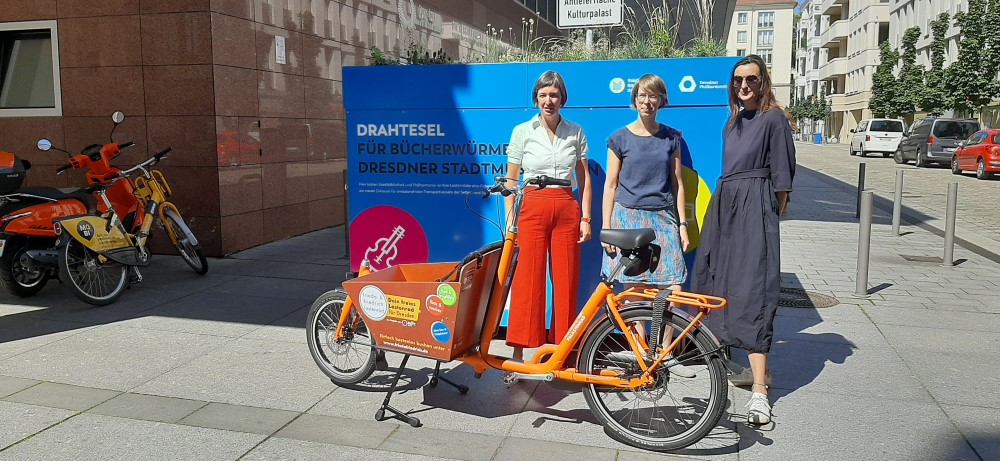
358, 285, 389, 321
431, 321, 451, 343
609, 77, 626, 94
426, 294, 446, 316
679, 76, 697, 93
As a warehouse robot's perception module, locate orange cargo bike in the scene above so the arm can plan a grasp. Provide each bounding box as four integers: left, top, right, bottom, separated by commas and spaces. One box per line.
306, 175, 730, 452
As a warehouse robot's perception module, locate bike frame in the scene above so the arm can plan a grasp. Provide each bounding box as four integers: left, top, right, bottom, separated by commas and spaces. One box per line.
336, 177, 727, 390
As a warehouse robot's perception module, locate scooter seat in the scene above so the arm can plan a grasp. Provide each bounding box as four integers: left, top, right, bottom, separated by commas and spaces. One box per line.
10, 187, 94, 207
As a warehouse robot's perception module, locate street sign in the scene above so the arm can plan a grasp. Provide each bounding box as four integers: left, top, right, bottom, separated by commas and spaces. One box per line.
557, 0, 623, 29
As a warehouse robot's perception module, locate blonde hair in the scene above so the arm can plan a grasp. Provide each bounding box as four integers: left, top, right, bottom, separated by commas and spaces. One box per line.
630, 73, 668, 109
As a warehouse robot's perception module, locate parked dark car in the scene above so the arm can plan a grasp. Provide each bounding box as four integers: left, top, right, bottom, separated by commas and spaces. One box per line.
894, 118, 982, 167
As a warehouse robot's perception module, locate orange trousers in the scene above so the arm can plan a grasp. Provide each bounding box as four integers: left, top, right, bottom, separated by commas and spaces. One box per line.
507, 187, 580, 348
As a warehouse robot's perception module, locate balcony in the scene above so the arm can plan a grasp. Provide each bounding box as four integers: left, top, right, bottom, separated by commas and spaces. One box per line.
819, 57, 848, 80
829, 94, 848, 110
821, 19, 848, 48
821, 0, 847, 16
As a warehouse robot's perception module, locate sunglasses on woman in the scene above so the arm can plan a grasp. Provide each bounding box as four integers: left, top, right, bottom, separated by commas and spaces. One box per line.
732, 75, 760, 87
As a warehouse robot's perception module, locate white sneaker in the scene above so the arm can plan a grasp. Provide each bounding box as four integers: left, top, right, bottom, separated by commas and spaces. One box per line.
746, 392, 771, 425
604, 351, 697, 378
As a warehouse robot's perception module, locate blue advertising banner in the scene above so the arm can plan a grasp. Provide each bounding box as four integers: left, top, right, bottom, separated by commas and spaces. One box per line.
345, 57, 740, 320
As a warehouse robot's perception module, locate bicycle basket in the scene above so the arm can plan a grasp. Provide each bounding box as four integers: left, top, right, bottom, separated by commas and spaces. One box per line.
342, 247, 502, 361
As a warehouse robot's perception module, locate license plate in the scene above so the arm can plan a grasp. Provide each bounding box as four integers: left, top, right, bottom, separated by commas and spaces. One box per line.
0, 239, 5, 257
880, 137, 893, 141
944, 147, 956, 152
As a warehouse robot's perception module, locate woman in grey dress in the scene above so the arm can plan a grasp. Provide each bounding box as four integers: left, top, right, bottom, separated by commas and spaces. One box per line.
692, 55, 795, 425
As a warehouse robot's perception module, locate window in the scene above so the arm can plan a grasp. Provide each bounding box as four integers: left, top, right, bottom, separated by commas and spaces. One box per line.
736, 49, 747, 56
757, 30, 774, 46
737, 31, 747, 43
0, 20, 61, 117
758, 12, 774, 28
869, 120, 904, 132
738, 12, 748, 24
857, 121, 869, 132
758, 48, 773, 64
933, 121, 981, 139
993, 134, 1000, 144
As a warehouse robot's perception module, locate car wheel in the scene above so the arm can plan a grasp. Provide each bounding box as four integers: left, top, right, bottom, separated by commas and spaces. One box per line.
977, 158, 994, 180
858, 144, 866, 157
952, 156, 962, 175
849, 145, 857, 156
893, 147, 906, 164
915, 149, 929, 167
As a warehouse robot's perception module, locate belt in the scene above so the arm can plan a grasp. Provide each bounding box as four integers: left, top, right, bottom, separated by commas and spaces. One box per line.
719, 168, 770, 183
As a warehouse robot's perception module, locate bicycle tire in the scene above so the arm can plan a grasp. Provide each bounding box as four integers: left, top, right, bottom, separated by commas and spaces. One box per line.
306, 289, 377, 385
162, 207, 208, 275
580, 306, 727, 452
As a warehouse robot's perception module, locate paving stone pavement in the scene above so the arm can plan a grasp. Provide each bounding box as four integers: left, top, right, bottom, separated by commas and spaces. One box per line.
0, 145, 997, 460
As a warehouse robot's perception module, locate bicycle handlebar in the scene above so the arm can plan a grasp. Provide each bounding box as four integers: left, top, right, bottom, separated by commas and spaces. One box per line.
484, 174, 572, 198
119, 141, 135, 149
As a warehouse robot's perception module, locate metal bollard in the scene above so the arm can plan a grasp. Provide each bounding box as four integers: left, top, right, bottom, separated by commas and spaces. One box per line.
855, 163, 866, 218
943, 182, 958, 266
892, 170, 903, 235
854, 190, 874, 297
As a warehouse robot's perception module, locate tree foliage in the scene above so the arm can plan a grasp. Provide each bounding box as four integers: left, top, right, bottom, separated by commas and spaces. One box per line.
944, 0, 1000, 115
869, 41, 900, 117
895, 27, 925, 116
921, 13, 952, 116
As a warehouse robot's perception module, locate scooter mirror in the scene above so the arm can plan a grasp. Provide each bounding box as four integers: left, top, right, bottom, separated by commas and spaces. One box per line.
111, 111, 125, 124
37, 138, 53, 151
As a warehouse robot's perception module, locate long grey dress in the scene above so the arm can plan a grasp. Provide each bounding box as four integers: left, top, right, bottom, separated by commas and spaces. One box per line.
693, 108, 795, 353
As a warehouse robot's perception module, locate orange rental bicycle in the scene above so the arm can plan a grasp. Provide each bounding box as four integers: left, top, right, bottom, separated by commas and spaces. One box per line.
307, 175, 729, 452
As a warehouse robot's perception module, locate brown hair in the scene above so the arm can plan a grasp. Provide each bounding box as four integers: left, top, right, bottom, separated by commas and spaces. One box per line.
630, 73, 668, 109
532, 70, 568, 108
727, 54, 781, 129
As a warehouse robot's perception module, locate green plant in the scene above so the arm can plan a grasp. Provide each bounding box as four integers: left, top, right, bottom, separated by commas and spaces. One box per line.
869, 41, 899, 117
895, 27, 925, 116
369, 43, 453, 66
944, 0, 1000, 116
922, 13, 952, 116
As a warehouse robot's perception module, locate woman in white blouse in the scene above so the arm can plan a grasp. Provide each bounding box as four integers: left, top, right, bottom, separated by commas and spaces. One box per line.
504, 70, 592, 364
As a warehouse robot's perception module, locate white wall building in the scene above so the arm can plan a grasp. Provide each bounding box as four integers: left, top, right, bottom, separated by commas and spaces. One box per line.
818, 0, 891, 143
726, 0, 798, 108
796, 0, 825, 138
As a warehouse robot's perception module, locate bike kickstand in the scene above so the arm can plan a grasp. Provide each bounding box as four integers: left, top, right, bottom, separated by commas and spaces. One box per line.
429, 361, 469, 394
375, 354, 421, 427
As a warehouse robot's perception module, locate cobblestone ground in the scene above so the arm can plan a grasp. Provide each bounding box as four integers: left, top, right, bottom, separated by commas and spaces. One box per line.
792, 141, 1000, 256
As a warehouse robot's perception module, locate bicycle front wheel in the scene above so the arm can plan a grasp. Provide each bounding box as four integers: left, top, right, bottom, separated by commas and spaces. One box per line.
579, 306, 727, 452
161, 207, 208, 275
306, 289, 377, 385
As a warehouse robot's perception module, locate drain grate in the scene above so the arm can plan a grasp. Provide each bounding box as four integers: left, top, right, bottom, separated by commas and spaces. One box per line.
900, 255, 944, 263
778, 287, 840, 308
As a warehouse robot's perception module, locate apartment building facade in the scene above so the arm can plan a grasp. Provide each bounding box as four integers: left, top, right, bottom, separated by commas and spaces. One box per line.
795, 0, 825, 138
816, 0, 891, 143
726, 0, 798, 108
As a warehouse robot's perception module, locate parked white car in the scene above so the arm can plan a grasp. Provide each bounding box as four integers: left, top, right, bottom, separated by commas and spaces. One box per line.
850, 118, 906, 157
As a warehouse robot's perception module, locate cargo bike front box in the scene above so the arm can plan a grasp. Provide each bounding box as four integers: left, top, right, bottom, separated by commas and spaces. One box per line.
342, 248, 502, 362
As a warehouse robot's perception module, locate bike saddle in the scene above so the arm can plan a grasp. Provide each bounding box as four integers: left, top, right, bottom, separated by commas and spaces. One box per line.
600, 228, 656, 250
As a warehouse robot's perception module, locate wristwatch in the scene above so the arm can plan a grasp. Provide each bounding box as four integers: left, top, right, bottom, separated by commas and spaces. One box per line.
679, 221, 690, 227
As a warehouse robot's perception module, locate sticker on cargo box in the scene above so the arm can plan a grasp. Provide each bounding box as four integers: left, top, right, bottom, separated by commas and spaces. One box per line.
431, 321, 451, 343
437, 284, 457, 306
358, 285, 389, 321
386, 294, 420, 322
425, 295, 445, 316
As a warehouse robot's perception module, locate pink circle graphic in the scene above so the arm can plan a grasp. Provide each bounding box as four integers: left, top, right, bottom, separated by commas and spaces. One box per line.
350, 205, 429, 271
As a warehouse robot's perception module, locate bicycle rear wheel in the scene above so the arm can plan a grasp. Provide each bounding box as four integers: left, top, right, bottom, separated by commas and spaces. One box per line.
306, 289, 377, 385
579, 306, 727, 452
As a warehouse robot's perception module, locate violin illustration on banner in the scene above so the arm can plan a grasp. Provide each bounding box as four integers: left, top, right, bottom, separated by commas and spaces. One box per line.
365, 225, 405, 269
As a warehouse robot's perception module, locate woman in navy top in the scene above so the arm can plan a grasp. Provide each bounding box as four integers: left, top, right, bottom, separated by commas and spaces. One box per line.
692, 55, 796, 426
601, 73, 695, 378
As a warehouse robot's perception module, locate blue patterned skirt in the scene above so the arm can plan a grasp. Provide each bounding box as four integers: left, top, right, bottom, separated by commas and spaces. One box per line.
601, 202, 687, 286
